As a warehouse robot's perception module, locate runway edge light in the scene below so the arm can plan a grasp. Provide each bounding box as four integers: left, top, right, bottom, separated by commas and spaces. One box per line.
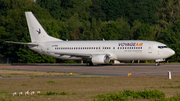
128, 73, 131, 77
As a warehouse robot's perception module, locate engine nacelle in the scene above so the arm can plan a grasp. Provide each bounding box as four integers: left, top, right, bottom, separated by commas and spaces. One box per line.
91, 54, 110, 64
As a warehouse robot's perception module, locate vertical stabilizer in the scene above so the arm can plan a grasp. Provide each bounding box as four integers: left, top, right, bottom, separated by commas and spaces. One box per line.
25, 12, 63, 42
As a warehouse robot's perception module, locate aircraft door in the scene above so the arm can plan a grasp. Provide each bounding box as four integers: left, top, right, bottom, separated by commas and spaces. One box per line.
148, 44, 153, 53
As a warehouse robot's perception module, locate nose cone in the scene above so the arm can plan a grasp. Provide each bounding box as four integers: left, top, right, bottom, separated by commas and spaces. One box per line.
168, 48, 175, 57
162, 48, 175, 58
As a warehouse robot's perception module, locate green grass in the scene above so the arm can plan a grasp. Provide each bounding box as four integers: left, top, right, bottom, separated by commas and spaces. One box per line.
47, 80, 56, 84
1, 70, 180, 101
38, 91, 73, 95
21, 84, 27, 86
94, 89, 165, 101
1, 98, 12, 101
155, 94, 180, 101
0, 91, 8, 94
30, 76, 34, 79
160, 85, 180, 88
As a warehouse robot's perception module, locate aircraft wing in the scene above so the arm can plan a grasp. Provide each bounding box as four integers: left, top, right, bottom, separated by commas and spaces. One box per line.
6, 41, 38, 46
48, 51, 92, 58
48, 51, 112, 60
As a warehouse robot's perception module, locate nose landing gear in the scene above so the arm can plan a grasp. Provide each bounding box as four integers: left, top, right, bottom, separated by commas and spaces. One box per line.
155, 59, 165, 66
155, 62, 160, 66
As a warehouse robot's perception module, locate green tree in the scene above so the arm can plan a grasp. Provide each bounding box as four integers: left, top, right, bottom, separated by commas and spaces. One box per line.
79, 20, 92, 40
156, 0, 180, 39
159, 20, 180, 62
88, 0, 106, 21
131, 20, 142, 39
0, 0, 57, 63
91, 17, 100, 40
130, 0, 160, 25
133, 23, 155, 40
100, 21, 122, 40
116, 18, 131, 40
37, 0, 92, 20
89, 0, 160, 25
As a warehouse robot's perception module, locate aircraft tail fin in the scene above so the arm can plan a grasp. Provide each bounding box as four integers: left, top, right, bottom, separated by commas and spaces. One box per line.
25, 12, 63, 42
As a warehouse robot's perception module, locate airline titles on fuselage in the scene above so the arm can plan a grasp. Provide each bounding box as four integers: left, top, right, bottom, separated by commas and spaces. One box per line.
119, 42, 143, 46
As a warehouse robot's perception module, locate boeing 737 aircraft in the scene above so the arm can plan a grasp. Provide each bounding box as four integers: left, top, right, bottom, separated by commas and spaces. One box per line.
6, 12, 175, 66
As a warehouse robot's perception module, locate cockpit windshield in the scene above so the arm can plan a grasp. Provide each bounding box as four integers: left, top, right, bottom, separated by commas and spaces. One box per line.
158, 46, 168, 49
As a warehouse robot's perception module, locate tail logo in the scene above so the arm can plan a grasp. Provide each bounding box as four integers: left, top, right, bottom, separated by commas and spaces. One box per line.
36, 28, 41, 34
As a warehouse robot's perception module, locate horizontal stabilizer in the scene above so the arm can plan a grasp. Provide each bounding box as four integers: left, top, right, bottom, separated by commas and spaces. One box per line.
6, 41, 38, 46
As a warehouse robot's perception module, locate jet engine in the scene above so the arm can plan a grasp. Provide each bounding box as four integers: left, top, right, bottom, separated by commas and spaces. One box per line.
91, 54, 110, 64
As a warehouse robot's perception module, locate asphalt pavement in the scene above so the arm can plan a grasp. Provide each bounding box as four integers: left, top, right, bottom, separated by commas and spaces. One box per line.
0, 64, 179, 76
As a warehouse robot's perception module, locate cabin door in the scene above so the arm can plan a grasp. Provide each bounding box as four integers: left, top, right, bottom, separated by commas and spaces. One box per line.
148, 44, 153, 53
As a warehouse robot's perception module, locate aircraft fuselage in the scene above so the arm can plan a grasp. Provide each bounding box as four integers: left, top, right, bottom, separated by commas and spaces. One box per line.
29, 40, 175, 61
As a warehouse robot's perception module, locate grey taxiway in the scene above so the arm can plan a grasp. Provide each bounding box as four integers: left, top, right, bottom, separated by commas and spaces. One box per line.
0, 64, 179, 76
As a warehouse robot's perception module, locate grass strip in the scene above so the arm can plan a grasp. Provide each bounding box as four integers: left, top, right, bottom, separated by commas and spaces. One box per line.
160, 85, 180, 88
38, 91, 76, 95
94, 89, 165, 101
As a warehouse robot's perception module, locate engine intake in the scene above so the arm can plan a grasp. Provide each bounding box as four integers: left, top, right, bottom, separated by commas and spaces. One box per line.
92, 54, 110, 64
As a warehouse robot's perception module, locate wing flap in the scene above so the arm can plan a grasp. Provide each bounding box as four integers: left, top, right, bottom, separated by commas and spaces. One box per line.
48, 51, 92, 58
48, 51, 112, 59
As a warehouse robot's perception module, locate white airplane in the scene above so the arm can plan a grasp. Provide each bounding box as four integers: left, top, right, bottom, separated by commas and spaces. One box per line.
6, 12, 175, 66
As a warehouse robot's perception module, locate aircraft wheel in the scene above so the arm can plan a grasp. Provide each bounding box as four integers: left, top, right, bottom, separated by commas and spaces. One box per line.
155, 62, 160, 66
100, 64, 108, 66
86, 62, 93, 66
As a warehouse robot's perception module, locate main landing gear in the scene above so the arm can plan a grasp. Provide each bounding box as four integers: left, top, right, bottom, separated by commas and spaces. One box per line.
86, 62, 93, 66
155, 62, 160, 66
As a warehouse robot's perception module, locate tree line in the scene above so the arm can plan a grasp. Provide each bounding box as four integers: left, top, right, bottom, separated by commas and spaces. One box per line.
0, 0, 179, 63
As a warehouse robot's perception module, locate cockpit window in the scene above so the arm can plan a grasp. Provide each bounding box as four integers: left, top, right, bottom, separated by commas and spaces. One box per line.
158, 46, 168, 49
